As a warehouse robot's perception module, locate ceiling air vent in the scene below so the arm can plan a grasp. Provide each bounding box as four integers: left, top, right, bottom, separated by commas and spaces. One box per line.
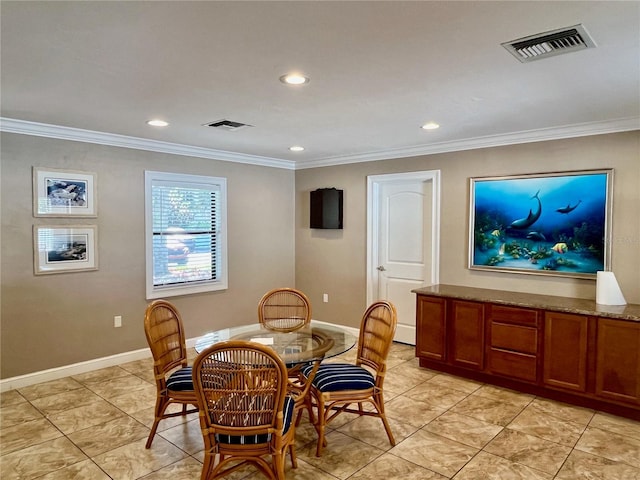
204, 119, 253, 131
502, 24, 596, 63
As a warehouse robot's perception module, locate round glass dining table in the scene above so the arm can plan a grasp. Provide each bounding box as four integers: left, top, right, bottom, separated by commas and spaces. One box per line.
194, 320, 357, 366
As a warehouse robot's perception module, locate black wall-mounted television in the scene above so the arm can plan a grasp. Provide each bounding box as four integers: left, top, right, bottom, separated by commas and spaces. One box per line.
310, 188, 343, 229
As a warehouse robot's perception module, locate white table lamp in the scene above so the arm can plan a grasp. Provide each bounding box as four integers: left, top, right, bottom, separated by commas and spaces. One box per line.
596, 271, 627, 306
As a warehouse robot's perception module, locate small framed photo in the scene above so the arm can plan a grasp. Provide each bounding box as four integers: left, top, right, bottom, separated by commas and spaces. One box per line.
33, 225, 98, 275
33, 167, 97, 217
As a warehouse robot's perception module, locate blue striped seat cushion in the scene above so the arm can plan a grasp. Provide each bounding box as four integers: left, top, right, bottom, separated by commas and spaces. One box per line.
215, 395, 296, 445
166, 367, 194, 391
302, 363, 375, 392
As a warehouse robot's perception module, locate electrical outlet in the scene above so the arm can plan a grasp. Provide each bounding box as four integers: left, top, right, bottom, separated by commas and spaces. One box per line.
114, 315, 122, 328
323, 293, 329, 303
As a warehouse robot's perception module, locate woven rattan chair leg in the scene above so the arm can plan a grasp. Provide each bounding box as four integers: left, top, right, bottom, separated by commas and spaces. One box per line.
200, 453, 214, 480
274, 451, 287, 480
381, 413, 396, 446
289, 444, 298, 469
145, 396, 168, 448
315, 399, 327, 457
145, 421, 160, 449
294, 408, 303, 427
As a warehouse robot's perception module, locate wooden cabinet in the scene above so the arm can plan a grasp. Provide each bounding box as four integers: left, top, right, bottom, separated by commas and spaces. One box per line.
543, 312, 589, 392
596, 319, 640, 405
415, 297, 484, 369
414, 285, 640, 421
416, 295, 446, 362
449, 300, 484, 370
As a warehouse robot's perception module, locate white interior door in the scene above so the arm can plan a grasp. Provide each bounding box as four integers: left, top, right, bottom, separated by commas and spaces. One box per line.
367, 171, 440, 345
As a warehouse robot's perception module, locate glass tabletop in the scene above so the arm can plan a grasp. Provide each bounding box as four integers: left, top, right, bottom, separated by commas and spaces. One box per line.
194, 320, 357, 365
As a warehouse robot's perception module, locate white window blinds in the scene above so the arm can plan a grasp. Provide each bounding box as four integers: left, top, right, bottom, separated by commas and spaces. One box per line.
145, 171, 227, 298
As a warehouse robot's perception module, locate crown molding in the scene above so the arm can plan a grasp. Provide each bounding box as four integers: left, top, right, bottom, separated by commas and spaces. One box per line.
2, 116, 637, 171
0, 117, 296, 170
295, 117, 640, 169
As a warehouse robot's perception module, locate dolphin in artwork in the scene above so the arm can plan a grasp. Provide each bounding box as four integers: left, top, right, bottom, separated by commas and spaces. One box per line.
526, 231, 546, 241
509, 190, 542, 230
556, 200, 581, 214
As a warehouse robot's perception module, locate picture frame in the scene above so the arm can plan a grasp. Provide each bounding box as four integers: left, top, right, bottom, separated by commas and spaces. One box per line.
33, 167, 97, 217
468, 169, 613, 279
33, 225, 98, 275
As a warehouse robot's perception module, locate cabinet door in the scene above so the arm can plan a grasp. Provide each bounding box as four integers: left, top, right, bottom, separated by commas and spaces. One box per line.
449, 300, 484, 370
543, 312, 589, 392
596, 319, 640, 404
416, 295, 446, 362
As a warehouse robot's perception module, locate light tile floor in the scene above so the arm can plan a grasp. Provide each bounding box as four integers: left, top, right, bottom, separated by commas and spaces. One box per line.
2, 343, 640, 479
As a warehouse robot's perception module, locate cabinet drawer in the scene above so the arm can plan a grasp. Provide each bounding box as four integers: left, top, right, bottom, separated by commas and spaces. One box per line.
491, 322, 537, 354
489, 305, 538, 327
489, 348, 537, 382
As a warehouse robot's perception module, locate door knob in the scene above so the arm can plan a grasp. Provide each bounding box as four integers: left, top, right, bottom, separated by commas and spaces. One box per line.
377, 265, 386, 271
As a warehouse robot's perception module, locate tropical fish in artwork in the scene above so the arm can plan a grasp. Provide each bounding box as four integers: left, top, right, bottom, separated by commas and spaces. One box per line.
551, 242, 568, 254
556, 200, 582, 214
509, 190, 542, 229
498, 243, 506, 255
490, 229, 501, 237
526, 231, 546, 241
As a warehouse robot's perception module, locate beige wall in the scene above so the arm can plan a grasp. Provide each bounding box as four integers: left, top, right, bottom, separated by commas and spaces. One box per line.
2, 131, 639, 378
1, 133, 296, 378
295, 132, 640, 330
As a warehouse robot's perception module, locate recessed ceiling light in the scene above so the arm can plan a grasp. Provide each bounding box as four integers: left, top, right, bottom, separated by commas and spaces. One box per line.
280, 73, 310, 85
147, 119, 169, 127
289, 145, 305, 152
421, 122, 440, 130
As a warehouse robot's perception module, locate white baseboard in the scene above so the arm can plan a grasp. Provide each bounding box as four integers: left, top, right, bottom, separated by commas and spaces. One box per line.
0, 323, 357, 392
0, 337, 199, 392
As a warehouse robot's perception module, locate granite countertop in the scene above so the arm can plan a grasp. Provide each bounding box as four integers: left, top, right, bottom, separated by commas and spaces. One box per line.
412, 284, 640, 322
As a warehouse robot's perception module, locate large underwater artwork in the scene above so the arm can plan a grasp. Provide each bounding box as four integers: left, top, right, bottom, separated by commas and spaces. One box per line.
468, 169, 612, 278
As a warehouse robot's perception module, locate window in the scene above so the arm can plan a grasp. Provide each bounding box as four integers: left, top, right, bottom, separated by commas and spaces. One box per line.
145, 171, 227, 299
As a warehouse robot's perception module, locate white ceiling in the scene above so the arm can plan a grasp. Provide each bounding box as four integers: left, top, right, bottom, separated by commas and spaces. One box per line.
1, 1, 639, 169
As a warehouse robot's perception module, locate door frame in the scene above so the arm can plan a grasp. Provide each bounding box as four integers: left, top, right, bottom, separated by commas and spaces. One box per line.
366, 170, 441, 306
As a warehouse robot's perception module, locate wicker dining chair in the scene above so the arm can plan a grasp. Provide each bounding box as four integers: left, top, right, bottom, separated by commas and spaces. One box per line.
143, 299, 198, 449
257, 287, 315, 419
302, 300, 398, 456
192, 340, 297, 480
257, 288, 311, 332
